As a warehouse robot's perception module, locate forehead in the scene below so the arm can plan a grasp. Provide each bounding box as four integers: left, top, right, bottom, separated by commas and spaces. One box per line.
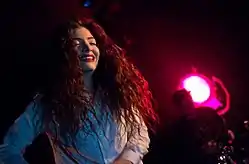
70, 27, 94, 39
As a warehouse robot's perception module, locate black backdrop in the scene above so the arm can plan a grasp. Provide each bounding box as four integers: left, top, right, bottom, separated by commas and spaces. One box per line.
1, 0, 248, 163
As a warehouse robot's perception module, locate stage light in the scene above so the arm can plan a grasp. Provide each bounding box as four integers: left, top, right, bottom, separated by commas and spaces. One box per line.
82, 0, 92, 7
178, 73, 230, 115
182, 75, 211, 104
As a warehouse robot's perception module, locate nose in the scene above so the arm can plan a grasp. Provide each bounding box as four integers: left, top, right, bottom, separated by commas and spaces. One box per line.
82, 40, 92, 53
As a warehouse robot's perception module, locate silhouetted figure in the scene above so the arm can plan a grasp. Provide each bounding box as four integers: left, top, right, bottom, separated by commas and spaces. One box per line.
163, 89, 228, 163
166, 89, 203, 163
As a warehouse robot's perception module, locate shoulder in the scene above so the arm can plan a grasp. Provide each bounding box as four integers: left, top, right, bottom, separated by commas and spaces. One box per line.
25, 93, 45, 116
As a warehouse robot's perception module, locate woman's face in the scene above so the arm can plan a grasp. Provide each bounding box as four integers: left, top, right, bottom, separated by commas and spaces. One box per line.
70, 27, 100, 73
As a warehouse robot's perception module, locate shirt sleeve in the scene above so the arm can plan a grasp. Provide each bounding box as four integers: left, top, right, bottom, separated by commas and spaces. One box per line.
119, 113, 150, 164
0, 97, 44, 164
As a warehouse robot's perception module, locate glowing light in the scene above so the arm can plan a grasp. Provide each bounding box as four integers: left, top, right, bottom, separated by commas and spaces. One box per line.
182, 75, 211, 104
82, 0, 92, 7
178, 74, 230, 115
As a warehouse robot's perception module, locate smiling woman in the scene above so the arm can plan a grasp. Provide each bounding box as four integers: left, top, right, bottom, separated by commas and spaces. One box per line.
0, 17, 158, 164
70, 27, 100, 72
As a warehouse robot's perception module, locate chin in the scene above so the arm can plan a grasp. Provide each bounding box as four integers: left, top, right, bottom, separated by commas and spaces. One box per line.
82, 66, 97, 72
83, 68, 95, 73
81, 62, 96, 71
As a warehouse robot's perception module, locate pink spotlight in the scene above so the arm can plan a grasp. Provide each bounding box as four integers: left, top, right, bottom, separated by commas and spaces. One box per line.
182, 75, 211, 104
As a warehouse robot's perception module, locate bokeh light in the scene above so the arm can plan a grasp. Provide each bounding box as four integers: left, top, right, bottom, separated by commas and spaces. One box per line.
182, 75, 211, 104
82, 0, 92, 7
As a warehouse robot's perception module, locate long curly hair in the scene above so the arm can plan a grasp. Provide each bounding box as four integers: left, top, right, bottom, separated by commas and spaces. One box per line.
40, 17, 158, 139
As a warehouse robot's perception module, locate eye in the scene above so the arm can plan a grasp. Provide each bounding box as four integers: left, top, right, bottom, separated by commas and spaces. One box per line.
89, 42, 97, 46
71, 39, 81, 46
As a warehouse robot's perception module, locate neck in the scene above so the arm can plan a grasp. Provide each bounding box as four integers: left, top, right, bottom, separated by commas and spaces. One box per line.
83, 72, 94, 93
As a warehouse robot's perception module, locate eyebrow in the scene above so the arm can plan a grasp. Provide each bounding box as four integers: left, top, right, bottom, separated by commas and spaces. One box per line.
87, 36, 95, 40
72, 36, 96, 42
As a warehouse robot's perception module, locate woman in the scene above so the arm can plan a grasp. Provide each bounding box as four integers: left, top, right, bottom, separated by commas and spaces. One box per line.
0, 17, 158, 164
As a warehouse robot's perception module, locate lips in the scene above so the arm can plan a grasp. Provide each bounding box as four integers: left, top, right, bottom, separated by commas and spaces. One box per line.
80, 53, 96, 62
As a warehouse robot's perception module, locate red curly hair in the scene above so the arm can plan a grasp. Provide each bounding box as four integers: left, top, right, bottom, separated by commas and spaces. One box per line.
39, 17, 158, 139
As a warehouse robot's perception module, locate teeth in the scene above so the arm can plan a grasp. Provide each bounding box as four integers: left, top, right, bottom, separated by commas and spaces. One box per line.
82, 56, 94, 60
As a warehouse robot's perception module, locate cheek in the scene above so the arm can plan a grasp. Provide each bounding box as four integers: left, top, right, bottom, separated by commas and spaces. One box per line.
93, 48, 100, 60
71, 47, 81, 57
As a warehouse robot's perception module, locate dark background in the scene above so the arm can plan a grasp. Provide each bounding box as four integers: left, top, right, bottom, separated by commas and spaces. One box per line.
1, 0, 248, 163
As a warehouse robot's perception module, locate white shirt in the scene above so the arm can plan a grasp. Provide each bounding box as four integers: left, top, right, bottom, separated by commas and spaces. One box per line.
0, 94, 150, 164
